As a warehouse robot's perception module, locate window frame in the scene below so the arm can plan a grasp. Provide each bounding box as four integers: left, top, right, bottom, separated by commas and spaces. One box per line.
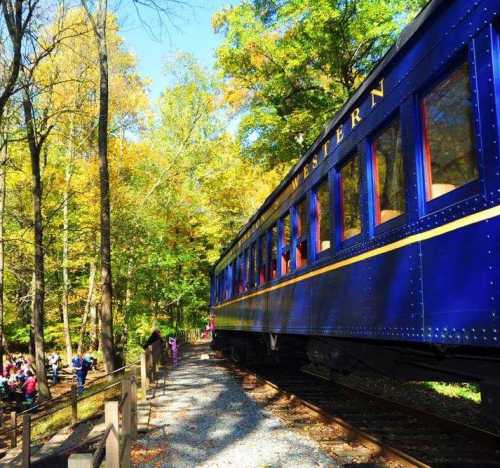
279, 211, 292, 277
295, 196, 309, 270
270, 224, 278, 281
336, 150, 363, 249
417, 51, 482, 215
313, 175, 333, 260
257, 234, 267, 286
369, 112, 407, 234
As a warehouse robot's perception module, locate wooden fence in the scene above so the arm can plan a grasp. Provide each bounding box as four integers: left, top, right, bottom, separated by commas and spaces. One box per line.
66, 341, 163, 468
3, 340, 165, 468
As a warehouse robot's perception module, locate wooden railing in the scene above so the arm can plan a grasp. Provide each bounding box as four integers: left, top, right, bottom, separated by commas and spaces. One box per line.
66, 341, 164, 468
0, 340, 166, 467
67, 375, 136, 468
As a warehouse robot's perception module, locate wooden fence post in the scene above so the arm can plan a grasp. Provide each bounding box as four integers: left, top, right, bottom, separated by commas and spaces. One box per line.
148, 345, 155, 381
10, 411, 16, 448
22, 414, 30, 468
71, 384, 78, 425
67, 453, 93, 468
121, 378, 131, 468
130, 369, 137, 439
140, 351, 148, 399
105, 401, 120, 468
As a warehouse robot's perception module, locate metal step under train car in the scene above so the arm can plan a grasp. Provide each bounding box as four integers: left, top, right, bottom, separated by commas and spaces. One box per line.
209, 0, 500, 423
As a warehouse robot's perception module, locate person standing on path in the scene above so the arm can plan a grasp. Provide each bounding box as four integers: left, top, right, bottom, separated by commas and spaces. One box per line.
49, 352, 60, 384
168, 337, 178, 366
72, 353, 89, 394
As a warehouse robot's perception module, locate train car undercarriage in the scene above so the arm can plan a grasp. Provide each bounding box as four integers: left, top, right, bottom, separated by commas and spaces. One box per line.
212, 330, 500, 427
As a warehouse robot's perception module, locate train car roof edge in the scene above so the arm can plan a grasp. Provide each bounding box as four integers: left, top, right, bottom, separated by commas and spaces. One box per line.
213, 0, 445, 271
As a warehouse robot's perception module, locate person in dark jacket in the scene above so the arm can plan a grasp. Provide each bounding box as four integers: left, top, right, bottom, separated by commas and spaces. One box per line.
72, 353, 90, 394
143, 329, 163, 349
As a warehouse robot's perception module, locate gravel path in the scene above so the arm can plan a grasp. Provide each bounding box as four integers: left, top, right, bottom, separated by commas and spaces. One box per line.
132, 346, 336, 467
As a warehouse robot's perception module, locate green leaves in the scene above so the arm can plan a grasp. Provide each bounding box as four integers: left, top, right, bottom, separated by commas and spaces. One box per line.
214, 0, 428, 167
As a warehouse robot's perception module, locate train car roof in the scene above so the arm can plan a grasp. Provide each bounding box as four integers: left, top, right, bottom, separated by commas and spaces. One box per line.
214, 0, 444, 270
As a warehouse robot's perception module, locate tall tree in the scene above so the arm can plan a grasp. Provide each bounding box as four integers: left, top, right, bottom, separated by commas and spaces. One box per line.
0, 0, 36, 122
80, 0, 115, 372
0, 135, 7, 373
80, 0, 189, 371
22, 88, 52, 398
20, 1, 75, 398
214, 0, 428, 167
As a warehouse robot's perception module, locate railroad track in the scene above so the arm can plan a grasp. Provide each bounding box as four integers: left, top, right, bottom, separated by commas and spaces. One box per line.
224, 361, 500, 466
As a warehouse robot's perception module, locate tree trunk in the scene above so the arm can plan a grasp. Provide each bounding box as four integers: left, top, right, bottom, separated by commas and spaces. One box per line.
0, 140, 6, 374
91, 3, 115, 374
23, 94, 51, 399
77, 260, 96, 355
90, 302, 98, 350
62, 157, 73, 367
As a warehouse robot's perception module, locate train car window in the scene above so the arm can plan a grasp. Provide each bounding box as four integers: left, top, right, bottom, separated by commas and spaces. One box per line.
237, 256, 243, 295
251, 242, 257, 288
231, 261, 237, 298
219, 274, 223, 302
372, 116, 405, 224
259, 234, 268, 285
216, 274, 220, 303
281, 213, 291, 275
243, 249, 249, 292
296, 198, 309, 268
340, 155, 362, 240
315, 178, 331, 252
421, 61, 478, 200
270, 225, 278, 280
226, 266, 231, 300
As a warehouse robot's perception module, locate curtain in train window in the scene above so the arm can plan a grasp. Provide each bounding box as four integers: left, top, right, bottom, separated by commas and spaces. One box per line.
281, 213, 291, 275
421, 61, 478, 200
259, 234, 267, 285
296, 198, 308, 268
372, 116, 405, 224
270, 225, 277, 279
316, 179, 331, 252
340, 155, 361, 240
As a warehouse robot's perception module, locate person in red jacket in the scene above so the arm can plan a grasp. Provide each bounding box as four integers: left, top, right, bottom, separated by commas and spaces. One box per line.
22, 370, 37, 404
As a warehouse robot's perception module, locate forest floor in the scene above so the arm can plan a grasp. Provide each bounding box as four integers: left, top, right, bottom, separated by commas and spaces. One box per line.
131, 344, 336, 467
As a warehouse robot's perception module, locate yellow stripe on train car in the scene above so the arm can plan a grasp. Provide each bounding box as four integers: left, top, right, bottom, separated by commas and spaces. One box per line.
214, 205, 500, 309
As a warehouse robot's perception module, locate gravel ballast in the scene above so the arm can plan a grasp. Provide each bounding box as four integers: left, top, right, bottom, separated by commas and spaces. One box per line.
132, 346, 336, 467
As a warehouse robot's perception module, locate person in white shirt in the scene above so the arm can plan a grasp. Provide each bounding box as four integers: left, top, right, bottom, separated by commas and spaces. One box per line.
49, 352, 60, 384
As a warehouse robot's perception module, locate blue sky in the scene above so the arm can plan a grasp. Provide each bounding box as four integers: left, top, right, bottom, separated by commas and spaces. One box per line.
118, 0, 238, 101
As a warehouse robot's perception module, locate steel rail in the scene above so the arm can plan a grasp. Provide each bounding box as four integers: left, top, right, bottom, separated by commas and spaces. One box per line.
229, 363, 431, 468
330, 379, 500, 450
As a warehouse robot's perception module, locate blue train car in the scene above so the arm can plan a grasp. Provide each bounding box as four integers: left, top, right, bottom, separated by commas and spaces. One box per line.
210, 0, 500, 415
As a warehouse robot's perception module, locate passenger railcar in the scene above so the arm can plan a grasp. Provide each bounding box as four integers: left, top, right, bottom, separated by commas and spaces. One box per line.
210, 0, 500, 418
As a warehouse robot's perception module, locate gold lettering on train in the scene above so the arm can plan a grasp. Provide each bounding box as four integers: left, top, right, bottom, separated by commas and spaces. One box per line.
371, 79, 384, 107
351, 107, 362, 128
336, 125, 344, 143
323, 142, 329, 158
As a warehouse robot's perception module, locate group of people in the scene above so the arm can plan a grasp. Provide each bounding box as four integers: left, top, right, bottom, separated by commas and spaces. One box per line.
48, 351, 95, 392
0, 355, 37, 404
0, 328, 183, 406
